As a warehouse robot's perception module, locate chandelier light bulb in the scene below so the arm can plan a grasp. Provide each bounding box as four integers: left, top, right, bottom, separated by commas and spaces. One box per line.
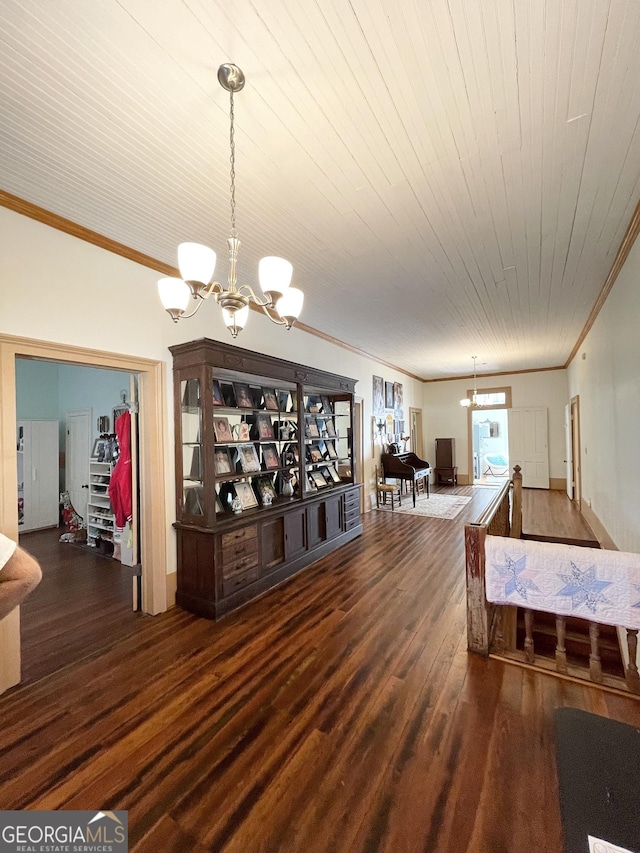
259, 256, 293, 303
221, 304, 250, 337
158, 277, 191, 321
276, 287, 304, 328
178, 243, 217, 288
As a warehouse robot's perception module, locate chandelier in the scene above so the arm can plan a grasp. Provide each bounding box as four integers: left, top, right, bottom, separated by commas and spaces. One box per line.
459, 356, 485, 408
158, 63, 304, 338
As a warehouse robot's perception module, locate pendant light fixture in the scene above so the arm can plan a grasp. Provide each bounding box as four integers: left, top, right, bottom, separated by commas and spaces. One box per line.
158, 63, 304, 338
460, 356, 485, 408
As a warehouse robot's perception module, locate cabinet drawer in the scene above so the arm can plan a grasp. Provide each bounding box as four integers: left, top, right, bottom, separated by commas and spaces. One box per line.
221, 525, 258, 550
222, 551, 259, 578
344, 491, 360, 511
223, 565, 259, 596
344, 505, 360, 525
221, 525, 258, 562
344, 515, 361, 532
220, 524, 258, 583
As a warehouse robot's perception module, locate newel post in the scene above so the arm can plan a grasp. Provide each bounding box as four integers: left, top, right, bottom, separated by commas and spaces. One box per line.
510, 465, 523, 539
465, 523, 489, 655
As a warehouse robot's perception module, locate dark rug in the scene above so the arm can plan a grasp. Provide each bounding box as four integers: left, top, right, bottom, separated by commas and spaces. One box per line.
555, 708, 640, 853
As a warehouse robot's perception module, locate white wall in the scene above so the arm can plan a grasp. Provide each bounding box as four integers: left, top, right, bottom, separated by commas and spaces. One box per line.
567, 238, 640, 552
423, 369, 569, 481
0, 208, 423, 574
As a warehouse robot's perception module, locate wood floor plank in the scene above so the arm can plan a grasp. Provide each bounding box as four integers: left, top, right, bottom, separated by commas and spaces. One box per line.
1, 487, 638, 852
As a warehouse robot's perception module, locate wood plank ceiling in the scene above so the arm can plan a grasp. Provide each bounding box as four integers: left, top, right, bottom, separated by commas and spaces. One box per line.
1, 0, 640, 379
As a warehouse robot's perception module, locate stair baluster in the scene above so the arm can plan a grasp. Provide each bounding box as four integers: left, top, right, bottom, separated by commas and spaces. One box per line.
555, 615, 568, 674
625, 629, 640, 694
524, 608, 535, 663
589, 623, 603, 683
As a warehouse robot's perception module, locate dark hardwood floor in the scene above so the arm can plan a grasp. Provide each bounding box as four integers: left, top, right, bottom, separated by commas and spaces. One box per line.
18, 528, 140, 684
2, 486, 638, 852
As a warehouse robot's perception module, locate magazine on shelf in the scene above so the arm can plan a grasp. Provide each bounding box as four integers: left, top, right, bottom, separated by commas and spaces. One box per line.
221, 383, 236, 407
214, 446, 233, 475
305, 417, 320, 438
212, 379, 225, 407
262, 388, 279, 411
213, 416, 233, 443
235, 481, 259, 509
233, 382, 254, 409
262, 443, 280, 469
256, 413, 275, 440
325, 465, 342, 484
310, 469, 328, 489
236, 443, 261, 473
254, 476, 277, 505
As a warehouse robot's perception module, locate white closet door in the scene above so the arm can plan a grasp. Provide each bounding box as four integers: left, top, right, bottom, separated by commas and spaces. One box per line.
19, 420, 59, 531
508, 408, 550, 489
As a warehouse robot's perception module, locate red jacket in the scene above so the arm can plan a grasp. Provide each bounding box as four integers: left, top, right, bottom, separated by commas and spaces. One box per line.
109, 410, 132, 527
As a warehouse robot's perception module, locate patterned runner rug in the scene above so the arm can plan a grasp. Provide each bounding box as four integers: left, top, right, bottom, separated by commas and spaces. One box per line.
377, 492, 471, 520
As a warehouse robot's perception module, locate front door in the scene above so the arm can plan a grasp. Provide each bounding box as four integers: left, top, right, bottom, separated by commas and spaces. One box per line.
508, 407, 550, 489
66, 409, 92, 524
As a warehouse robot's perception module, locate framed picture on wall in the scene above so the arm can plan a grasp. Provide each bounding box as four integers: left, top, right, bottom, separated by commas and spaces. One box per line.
384, 381, 394, 409
372, 376, 384, 415
393, 381, 403, 416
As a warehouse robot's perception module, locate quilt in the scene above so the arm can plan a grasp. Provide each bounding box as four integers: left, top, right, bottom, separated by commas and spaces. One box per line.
485, 535, 640, 630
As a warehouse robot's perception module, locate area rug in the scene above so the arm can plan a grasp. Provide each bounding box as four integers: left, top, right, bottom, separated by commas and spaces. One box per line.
555, 708, 640, 853
378, 492, 471, 520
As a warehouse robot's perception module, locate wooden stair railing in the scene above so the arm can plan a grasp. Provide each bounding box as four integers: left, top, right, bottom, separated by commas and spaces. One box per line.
464, 467, 640, 695
465, 471, 518, 656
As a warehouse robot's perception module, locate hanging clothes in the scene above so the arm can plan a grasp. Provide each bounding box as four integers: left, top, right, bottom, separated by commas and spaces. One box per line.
108, 410, 132, 527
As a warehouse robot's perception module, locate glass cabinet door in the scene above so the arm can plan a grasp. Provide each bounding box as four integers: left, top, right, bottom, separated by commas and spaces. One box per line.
211, 378, 301, 515
180, 378, 204, 518
302, 390, 354, 496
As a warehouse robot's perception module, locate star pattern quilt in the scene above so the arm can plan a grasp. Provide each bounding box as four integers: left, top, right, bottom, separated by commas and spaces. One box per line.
485, 536, 640, 630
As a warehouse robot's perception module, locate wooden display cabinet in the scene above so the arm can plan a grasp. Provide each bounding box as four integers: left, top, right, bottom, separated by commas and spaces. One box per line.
170, 338, 363, 619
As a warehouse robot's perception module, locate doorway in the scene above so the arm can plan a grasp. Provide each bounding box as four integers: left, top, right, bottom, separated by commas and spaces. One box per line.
0, 334, 168, 695
570, 396, 581, 509
409, 408, 424, 457
16, 359, 141, 682
471, 409, 509, 484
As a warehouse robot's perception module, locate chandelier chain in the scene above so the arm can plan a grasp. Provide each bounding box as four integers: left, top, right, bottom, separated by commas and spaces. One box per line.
229, 87, 237, 238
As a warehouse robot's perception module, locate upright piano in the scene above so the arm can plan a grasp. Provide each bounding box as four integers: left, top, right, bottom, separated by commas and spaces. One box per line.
380, 452, 432, 506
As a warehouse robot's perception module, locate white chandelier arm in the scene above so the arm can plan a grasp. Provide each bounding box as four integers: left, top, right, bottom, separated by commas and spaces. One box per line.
173, 296, 207, 322
196, 280, 224, 301
236, 283, 274, 308
259, 303, 288, 325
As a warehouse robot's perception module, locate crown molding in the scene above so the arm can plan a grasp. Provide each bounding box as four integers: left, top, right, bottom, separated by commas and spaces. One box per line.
565, 196, 640, 368
0, 190, 424, 383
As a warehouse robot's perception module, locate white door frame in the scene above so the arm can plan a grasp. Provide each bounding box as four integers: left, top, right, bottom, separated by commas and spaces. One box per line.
0, 334, 168, 694
564, 403, 573, 500
571, 395, 582, 510
66, 408, 92, 523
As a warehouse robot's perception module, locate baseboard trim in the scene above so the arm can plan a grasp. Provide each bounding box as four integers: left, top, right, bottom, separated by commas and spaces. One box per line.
550, 478, 566, 491
166, 571, 177, 607
580, 503, 618, 551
